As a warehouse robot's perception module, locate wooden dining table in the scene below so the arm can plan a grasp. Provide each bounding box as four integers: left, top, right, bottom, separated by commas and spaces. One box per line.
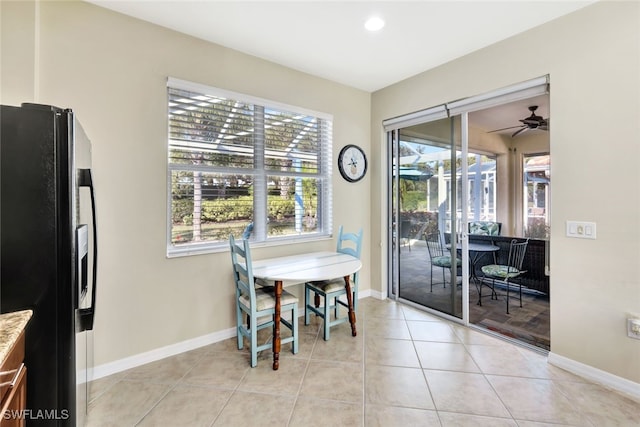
252, 251, 362, 370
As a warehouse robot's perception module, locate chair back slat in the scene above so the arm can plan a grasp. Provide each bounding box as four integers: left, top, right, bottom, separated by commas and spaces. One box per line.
336, 225, 363, 259
507, 238, 529, 272
229, 234, 256, 304
424, 232, 445, 258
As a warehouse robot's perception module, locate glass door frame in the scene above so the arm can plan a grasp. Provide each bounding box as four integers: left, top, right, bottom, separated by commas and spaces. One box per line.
386, 114, 471, 325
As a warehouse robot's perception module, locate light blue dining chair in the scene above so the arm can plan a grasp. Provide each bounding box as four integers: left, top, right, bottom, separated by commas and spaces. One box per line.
304, 226, 363, 340
229, 235, 298, 367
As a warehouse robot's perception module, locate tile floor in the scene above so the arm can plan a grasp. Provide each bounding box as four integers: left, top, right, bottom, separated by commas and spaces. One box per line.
87, 298, 640, 426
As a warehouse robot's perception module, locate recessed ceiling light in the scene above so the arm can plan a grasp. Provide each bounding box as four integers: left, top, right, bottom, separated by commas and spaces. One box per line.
364, 16, 385, 32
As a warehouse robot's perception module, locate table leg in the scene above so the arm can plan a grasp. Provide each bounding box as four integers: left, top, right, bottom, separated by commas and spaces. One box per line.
344, 275, 357, 337
273, 280, 282, 370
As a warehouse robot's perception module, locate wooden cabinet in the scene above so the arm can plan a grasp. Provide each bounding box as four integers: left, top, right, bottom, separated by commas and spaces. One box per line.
0, 330, 26, 427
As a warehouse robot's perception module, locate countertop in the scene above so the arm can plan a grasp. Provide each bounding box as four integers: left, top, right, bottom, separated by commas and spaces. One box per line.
0, 310, 32, 364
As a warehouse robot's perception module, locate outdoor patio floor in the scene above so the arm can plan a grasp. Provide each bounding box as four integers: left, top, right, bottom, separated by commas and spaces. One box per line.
396, 240, 550, 351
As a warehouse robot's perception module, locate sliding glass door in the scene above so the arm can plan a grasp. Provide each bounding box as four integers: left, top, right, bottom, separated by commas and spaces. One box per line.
388, 116, 468, 319
385, 76, 551, 349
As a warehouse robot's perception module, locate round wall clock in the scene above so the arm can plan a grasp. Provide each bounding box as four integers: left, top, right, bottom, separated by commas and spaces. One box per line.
338, 144, 367, 182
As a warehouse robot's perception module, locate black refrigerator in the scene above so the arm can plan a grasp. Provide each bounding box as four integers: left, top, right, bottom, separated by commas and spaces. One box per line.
1, 103, 97, 426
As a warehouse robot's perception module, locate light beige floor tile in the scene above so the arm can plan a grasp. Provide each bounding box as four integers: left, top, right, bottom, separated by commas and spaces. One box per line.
311, 326, 363, 363
414, 341, 481, 372
407, 320, 461, 343
515, 421, 576, 427
289, 396, 362, 427
487, 375, 590, 425
365, 316, 412, 340
283, 327, 317, 360
553, 380, 640, 426
321, 316, 359, 338
300, 312, 322, 335
402, 306, 446, 322
514, 347, 587, 382
365, 365, 435, 409
299, 360, 363, 402
212, 390, 295, 426
365, 404, 440, 426
451, 324, 511, 346
85, 298, 640, 427
180, 353, 249, 388
88, 372, 126, 404
137, 385, 232, 426
203, 336, 243, 355
365, 337, 421, 368
424, 370, 510, 417
87, 380, 170, 426
121, 351, 203, 385
513, 344, 549, 362
362, 299, 406, 319
465, 343, 551, 378
438, 411, 518, 426
238, 357, 307, 395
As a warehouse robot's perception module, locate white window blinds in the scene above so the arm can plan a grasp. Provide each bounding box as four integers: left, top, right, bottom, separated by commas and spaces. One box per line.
167, 78, 333, 256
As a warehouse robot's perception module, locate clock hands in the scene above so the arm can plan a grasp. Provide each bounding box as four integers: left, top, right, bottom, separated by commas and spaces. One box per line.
338, 145, 366, 182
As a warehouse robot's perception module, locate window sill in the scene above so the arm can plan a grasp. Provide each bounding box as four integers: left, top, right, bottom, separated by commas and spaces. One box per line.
166, 234, 333, 258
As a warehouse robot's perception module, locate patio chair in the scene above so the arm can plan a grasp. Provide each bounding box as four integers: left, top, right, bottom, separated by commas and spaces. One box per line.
479, 238, 529, 314
424, 232, 461, 292
469, 221, 502, 264
468, 221, 502, 236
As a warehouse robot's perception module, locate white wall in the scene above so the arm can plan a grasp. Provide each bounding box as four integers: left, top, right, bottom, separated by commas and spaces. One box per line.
1, 0, 371, 367
371, 1, 640, 385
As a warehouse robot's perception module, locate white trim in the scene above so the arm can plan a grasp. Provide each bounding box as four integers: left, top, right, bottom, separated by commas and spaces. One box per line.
168, 77, 333, 121
548, 352, 640, 400
166, 77, 333, 257
447, 75, 549, 115
91, 327, 236, 381
383, 105, 448, 131
461, 112, 470, 324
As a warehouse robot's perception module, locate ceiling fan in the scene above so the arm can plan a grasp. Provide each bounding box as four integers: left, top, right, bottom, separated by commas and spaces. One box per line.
488, 105, 549, 137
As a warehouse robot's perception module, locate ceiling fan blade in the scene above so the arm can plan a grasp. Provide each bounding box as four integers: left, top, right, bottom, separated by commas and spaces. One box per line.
487, 125, 524, 133
512, 127, 529, 137
522, 118, 542, 126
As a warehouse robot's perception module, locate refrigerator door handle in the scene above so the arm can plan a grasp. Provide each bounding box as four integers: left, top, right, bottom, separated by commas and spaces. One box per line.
78, 168, 97, 331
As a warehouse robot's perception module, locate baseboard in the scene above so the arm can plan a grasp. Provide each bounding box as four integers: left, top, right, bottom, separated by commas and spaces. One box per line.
91, 327, 236, 381
92, 292, 378, 381
363, 288, 384, 300
548, 352, 640, 400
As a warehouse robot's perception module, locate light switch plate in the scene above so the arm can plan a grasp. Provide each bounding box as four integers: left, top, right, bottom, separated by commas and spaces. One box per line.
566, 221, 597, 239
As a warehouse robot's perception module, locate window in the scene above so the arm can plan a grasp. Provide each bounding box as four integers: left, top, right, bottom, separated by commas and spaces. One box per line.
523, 153, 550, 239
167, 78, 332, 256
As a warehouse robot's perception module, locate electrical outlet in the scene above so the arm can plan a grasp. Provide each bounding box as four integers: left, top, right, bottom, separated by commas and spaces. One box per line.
627, 318, 640, 340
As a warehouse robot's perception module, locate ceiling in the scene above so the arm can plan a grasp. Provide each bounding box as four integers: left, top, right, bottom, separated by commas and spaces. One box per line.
86, 1, 585, 137
88, 0, 595, 93
470, 94, 549, 136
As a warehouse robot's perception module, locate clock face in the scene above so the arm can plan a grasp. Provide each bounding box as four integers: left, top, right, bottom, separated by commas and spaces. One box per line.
338, 145, 367, 182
